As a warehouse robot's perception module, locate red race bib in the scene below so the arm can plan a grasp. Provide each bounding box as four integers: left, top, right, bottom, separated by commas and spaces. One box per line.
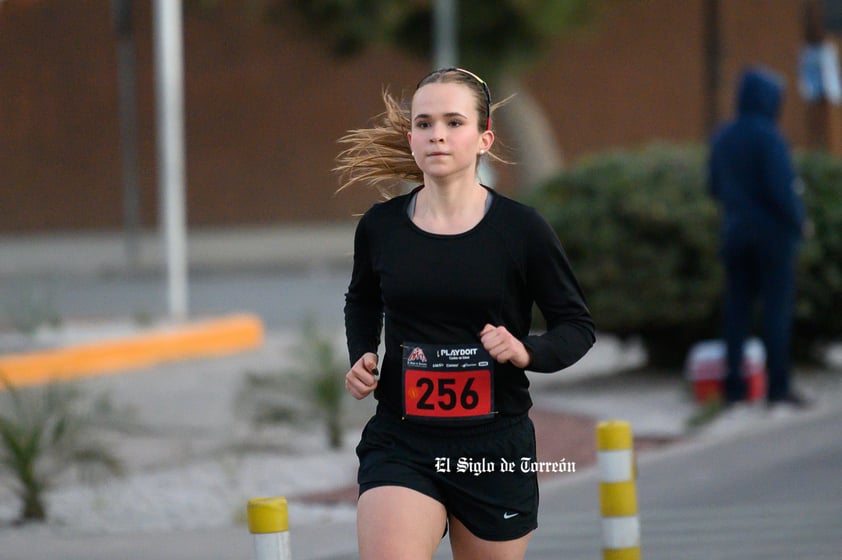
402, 342, 495, 423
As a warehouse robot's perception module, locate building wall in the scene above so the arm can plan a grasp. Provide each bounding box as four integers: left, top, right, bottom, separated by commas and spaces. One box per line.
528, 0, 807, 161
0, 0, 812, 232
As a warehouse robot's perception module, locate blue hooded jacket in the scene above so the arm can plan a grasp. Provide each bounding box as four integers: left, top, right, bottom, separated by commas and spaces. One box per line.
708, 68, 806, 253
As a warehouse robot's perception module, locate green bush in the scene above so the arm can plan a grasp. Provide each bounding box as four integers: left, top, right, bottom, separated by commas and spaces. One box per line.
793, 150, 842, 357
528, 144, 720, 367
527, 144, 842, 368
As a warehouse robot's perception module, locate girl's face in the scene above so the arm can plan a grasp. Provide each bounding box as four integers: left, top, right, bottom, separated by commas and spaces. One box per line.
408, 82, 494, 182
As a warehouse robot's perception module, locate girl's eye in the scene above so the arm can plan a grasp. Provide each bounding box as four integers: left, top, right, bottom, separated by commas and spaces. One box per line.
448, 120, 463, 127
416, 121, 430, 129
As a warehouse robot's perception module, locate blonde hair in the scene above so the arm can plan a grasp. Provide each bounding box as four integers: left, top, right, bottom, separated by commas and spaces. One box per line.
335, 69, 509, 195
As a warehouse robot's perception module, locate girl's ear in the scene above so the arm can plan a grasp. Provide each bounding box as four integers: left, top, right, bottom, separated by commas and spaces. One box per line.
479, 129, 494, 153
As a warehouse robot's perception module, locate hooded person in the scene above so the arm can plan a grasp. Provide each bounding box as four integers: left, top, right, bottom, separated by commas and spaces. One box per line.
708, 66, 810, 411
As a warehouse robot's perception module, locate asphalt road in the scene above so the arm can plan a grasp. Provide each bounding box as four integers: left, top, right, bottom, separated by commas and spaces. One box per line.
0, 267, 351, 331
528, 404, 842, 560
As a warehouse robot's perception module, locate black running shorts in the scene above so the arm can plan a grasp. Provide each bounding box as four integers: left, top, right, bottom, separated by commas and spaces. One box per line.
355, 412, 539, 541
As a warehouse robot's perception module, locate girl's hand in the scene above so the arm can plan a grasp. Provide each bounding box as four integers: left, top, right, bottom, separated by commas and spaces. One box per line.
480, 324, 531, 369
345, 352, 379, 400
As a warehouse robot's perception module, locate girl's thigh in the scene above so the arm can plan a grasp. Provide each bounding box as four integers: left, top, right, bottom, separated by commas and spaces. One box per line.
449, 515, 533, 560
357, 485, 447, 560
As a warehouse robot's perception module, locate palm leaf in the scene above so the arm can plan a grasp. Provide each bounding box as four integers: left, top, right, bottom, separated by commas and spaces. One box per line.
0, 377, 131, 522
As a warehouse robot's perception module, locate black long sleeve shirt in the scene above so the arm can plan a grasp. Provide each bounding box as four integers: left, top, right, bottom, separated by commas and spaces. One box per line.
344, 186, 595, 418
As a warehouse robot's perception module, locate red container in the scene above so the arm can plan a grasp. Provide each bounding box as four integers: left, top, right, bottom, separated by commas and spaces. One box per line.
685, 339, 767, 402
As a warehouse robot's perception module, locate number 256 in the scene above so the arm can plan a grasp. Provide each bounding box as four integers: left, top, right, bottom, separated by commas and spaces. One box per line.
415, 377, 479, 410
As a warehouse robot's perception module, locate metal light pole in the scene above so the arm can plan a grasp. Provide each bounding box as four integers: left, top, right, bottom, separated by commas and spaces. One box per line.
153, 0, 188, 321
112, 0, 142, 268
433, 0, 457, 68
432, 1, 495, 185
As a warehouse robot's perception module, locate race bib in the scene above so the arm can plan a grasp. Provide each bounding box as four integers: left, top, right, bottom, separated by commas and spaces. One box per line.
402, 342, 495, 423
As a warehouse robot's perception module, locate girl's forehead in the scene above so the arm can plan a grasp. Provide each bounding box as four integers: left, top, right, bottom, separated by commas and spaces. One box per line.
412, 82, 476, 113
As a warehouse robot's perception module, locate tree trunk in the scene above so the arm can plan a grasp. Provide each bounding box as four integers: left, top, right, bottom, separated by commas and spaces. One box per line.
494, 74, 565, 192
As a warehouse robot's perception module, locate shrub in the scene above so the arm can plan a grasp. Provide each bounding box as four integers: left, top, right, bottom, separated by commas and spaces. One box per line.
793, 150, 842, 358
527, 144, 842, 368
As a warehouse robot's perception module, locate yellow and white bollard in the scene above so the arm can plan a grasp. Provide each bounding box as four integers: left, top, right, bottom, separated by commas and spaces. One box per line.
248, 496, 292, 560
596, 420, 640, 560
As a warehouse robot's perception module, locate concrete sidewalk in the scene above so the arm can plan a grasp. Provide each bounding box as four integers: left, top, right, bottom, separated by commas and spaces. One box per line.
0, 332, 690, 560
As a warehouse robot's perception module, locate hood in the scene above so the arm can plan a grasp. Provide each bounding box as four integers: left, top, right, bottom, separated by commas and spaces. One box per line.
736, 67, 784, 121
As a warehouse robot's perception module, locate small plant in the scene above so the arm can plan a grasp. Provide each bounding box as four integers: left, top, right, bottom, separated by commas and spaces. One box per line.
3, 284, 62, 337
0, 378, 125, 522
237, 319, 347, 449
132, 310, 156, 328
685, 396, 726, 431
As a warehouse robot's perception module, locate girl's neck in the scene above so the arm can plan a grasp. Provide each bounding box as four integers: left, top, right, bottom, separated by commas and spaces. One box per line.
412, 180, 488, 235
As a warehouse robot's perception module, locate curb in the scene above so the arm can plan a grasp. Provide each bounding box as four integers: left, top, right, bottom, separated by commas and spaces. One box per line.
0, 313, 264, 388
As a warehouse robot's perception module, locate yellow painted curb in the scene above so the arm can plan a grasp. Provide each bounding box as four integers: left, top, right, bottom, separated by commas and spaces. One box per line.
0, 313, 264, 388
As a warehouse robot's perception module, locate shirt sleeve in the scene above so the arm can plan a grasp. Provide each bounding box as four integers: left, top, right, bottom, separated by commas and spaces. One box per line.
520, 209, 596, 373
344, 212, 384, 366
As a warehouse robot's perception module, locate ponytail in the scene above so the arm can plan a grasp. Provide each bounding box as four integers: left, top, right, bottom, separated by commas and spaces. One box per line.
334, 89, 420, 195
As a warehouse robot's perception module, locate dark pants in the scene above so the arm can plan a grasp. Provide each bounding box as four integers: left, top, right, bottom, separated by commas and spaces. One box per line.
721, 240, 797, 403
